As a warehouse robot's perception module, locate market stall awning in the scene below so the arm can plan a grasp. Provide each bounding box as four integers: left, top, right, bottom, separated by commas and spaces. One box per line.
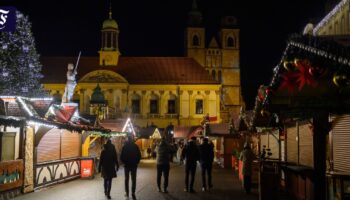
252, 34, 350, 127
174, 125, 203, 139
208, 123, 229, 136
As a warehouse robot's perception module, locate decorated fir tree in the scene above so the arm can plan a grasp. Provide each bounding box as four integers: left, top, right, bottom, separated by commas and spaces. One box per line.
0, 10, 45, 97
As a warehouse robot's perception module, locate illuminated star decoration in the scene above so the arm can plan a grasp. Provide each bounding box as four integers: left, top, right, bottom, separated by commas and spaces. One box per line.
278, 71, 298, 94
294, 59, 318, 90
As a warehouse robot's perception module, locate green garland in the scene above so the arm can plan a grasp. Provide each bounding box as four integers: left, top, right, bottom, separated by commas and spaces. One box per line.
0, 115, 26, 127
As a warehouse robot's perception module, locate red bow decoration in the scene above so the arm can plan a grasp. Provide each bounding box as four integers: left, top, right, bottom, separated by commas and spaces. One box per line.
278, 71, 298, 94
294, 59, 318, 90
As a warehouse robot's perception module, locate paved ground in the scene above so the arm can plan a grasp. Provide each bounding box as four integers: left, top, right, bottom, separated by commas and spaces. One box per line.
15, 160, 258, 200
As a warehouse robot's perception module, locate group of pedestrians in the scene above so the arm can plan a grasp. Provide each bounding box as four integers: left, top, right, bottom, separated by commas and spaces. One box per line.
98, 135, 141, 199
181, 136, 214, 192
99, 135, 255, 199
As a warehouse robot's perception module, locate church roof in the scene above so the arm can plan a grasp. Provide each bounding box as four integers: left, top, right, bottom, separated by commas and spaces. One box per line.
41, 57, 219, 85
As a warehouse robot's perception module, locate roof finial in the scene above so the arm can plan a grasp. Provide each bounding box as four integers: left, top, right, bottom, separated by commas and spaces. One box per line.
109, 2, 112, 19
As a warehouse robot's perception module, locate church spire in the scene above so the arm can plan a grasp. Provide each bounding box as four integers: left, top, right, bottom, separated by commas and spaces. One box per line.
188, 0, 202, 27
109, 2, 112, 19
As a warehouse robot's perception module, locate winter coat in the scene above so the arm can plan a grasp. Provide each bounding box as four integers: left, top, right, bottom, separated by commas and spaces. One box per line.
181, 140, 199, 165
98, 143, 119, 179
199, 142, 214, 166
239, 148, 255, 176
120, 141, 141, 168
156, 140, 171, 165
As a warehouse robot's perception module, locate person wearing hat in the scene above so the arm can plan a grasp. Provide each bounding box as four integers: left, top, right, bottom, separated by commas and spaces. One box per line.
98, 139, 119, 199
181, 136, 200, 193
239, 142, 256, 194
199, 137, 214, 191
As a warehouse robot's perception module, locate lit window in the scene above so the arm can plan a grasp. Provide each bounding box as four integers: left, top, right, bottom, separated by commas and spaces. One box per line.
168, 100, 176, 114
132, 100, 140, 114
150, 100, 158, 114
196, 99, 203, 114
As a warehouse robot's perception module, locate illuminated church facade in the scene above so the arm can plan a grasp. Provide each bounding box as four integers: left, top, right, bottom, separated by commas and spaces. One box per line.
41, 2, 243, 128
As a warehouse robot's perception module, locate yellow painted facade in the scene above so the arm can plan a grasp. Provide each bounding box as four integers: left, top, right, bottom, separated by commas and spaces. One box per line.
185, 16, 243, 120
43, 10, 222, 129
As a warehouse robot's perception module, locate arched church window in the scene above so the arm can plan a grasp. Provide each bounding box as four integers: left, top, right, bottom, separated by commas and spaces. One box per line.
227, 36, 235, 47
212, 70, 216, 80
131, 94, 141, 114
192, 35, 200, 46
150, 94, 159, 114
168, 94, 177, 114
195, 99, 203, 114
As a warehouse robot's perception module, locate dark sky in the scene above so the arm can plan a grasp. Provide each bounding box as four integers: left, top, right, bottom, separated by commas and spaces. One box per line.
2, 0, 329, 108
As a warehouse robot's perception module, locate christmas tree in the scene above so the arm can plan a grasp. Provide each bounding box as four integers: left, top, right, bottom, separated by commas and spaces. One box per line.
0, 10, 45, 97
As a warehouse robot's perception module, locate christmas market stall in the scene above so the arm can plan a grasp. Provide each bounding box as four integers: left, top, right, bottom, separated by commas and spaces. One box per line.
206, 123, 235, 168
252, 34, 350, 200
137, 127, 164, 158
0, 96, 110, 197
173, 125, 203, 140
95, 118, 134, 158
0, 98, 27, 199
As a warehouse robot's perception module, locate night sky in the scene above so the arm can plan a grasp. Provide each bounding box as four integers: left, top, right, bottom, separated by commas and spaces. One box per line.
1, 0, 329, 108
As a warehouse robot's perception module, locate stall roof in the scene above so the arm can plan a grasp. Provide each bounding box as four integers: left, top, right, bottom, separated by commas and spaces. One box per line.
252, 34, 350, 127
174, 125, 203, 139
0, 96, 110, 133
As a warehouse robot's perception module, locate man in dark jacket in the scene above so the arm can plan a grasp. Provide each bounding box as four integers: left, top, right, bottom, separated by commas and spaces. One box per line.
199, 137, 214, 191
98, 139, 119, 199
156, 138, 172, 193
120, 135, 141, 199
181, 136, 200, 193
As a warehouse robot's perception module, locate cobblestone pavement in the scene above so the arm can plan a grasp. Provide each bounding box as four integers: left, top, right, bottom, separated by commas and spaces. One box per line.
15, 160, 258, 200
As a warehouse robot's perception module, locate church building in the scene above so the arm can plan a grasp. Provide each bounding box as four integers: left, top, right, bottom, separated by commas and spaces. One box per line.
41, 1, 243, 129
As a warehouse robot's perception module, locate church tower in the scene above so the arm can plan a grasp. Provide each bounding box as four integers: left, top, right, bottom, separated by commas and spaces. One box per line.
219, 16, 242, 116
185, 0, 206, 67
99, 4, 120, 66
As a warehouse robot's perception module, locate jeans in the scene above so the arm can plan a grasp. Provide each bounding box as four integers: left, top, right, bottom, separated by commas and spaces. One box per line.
124, 166, 137, 195
185, 163, 197, 190
103, 177, 112, 195
201, 163, 212, 188
157, 164, 170, 190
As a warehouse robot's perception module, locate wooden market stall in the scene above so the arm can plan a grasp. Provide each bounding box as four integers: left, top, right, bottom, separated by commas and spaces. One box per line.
0, 96, 111, 197
251, 35, 350, 200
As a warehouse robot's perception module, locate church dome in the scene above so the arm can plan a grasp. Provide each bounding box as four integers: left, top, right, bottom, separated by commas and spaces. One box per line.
90, 84, 106, 104
102, 18, 118, 29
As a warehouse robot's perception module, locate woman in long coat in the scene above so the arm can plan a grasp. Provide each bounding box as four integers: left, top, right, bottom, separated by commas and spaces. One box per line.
99, 139, 119, 199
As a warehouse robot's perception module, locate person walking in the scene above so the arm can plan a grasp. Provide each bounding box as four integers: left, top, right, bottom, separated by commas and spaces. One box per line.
120, 135, 141, 199
156, 138, 172, 193
199, 137, 214, 191
181, 136, 200, 193
239, 142, 256, 194
98, 139, 119, 199
147, 146, 152, 159
177, 143, 184, 165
